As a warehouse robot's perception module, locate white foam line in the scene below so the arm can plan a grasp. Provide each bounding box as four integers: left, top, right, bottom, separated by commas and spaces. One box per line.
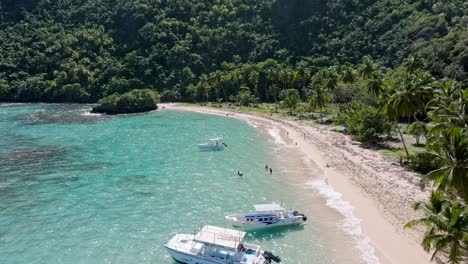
246, 120, 258, 128
267, 127, 285, 145
306, 180, 380, 264
80, 110, 102, 116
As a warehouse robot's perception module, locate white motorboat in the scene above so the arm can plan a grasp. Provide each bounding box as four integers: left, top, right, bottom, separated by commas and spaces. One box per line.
198, 138, 227, 150
164, 225, 281, 264
225, 203, 307, 230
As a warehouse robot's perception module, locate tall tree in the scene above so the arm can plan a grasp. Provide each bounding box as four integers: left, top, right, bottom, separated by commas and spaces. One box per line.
405, 192, 468, 264
358, 56, 376, 80
280, 88, 300, 114
425, 128, 468, 201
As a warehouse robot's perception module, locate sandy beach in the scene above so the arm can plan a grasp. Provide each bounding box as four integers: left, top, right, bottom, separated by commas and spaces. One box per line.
161, 103, 431, 264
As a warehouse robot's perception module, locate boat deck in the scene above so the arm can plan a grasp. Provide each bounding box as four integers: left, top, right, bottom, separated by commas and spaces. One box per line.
165, 234, 264, 264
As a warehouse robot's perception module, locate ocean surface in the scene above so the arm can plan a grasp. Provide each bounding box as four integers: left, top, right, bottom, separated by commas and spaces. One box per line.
0, 104, 370, 264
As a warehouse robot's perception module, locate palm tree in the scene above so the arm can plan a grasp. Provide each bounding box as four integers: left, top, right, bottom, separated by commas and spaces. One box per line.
307, 83, 329, 123
265, 68, 279, 112
366, 72, 384, 97
312, 68, 338, 92
427, 80, 467, 129
405, 192, 468, 263
248, 70, 260, 99
358, 56, 376, 80
297, 64, 311, 90
383, 71, 434, 159
403, 55, 425, 75
281, 89, 300, 114
341, 65, 356, 88
425, 127, 468, 201
406, 121, 428, 145
323, 68, 339, 91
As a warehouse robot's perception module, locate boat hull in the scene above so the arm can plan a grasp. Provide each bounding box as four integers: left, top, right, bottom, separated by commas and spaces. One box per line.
227, 218, 304, 230
165, 246, 267, 264
225, 211, 306, 230
166, 247, 216, 264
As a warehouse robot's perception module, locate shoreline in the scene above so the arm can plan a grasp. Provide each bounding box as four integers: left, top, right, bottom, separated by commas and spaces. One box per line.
161, 103, 431, 264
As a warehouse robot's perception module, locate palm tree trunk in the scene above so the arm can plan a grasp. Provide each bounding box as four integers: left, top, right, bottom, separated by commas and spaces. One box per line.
395, 120, 410, 160
274, 94, 278, 112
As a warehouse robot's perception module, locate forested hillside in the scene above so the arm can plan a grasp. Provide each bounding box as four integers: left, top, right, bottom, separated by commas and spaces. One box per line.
0, 0, 466, 103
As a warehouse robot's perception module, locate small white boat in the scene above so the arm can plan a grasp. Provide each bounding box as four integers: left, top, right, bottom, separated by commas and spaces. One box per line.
225, 203, 307, 230
165, 225, 281, 264
198, 137, 227, 150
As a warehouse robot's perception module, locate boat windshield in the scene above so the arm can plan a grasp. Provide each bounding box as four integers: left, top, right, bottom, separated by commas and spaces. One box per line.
194, 225, 246, 249
254, 203, 285, 212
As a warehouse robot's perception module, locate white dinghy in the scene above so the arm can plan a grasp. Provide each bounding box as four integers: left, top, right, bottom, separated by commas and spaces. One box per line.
198, 138, 227, 150
225, 203, 307, 230
165, 225, 281, 264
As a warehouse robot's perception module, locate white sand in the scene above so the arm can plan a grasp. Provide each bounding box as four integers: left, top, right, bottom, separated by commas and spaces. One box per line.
161, 103, 431, 264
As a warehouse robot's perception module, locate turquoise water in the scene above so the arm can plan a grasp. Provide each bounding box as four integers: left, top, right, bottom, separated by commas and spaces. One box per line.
0, 104, 338, 264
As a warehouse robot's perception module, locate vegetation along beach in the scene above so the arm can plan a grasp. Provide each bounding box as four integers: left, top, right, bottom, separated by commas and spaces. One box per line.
0, 1, 467, 264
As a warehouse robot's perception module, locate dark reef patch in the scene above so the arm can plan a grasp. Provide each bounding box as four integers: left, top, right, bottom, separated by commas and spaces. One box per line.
15, 104, 110, 125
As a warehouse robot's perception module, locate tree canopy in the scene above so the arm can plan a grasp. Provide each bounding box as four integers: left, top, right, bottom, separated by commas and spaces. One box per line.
0, 0, 466, 103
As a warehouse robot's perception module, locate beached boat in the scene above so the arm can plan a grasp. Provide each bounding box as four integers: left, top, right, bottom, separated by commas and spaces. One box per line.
225, 203, 307, 230
198, 138, 227, 150
165, 225, 281, 264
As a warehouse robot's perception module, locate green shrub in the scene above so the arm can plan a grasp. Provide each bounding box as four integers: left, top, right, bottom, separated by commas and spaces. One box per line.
160, 89, 181, 102
280, 89, 300, 114
406, 121, 427, 144
92, 89, 160, 114
345, 105, 394, 142
410, 151, 442, 174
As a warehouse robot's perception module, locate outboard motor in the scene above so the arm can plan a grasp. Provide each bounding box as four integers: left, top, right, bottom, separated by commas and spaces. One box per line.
292, 211, 307, 221
262, 251, 281, 263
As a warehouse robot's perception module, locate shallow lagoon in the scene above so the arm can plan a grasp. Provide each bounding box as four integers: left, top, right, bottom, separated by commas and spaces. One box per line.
0, 104, 365, 263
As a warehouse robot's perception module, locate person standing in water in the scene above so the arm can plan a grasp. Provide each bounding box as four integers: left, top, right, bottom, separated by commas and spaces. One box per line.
269, 168, 272, 174
265, 164, 268, 170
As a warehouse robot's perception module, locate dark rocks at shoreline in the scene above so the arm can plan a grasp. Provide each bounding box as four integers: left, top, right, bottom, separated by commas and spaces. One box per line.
91, 103, 158, 115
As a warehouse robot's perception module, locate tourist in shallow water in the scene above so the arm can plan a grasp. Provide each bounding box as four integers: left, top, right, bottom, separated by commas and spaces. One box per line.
238, 171, 243, 177
270, 168, 272, 174
265, 164, 268, 170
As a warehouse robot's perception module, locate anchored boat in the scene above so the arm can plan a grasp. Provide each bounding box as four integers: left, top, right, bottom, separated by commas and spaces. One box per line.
198, 138, 227, 150
225, 203, 307, 230
165, 225, 281, 264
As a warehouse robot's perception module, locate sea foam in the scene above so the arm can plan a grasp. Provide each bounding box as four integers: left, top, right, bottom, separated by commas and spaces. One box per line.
306, 180, 380, 264
267, 127, 285, 145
